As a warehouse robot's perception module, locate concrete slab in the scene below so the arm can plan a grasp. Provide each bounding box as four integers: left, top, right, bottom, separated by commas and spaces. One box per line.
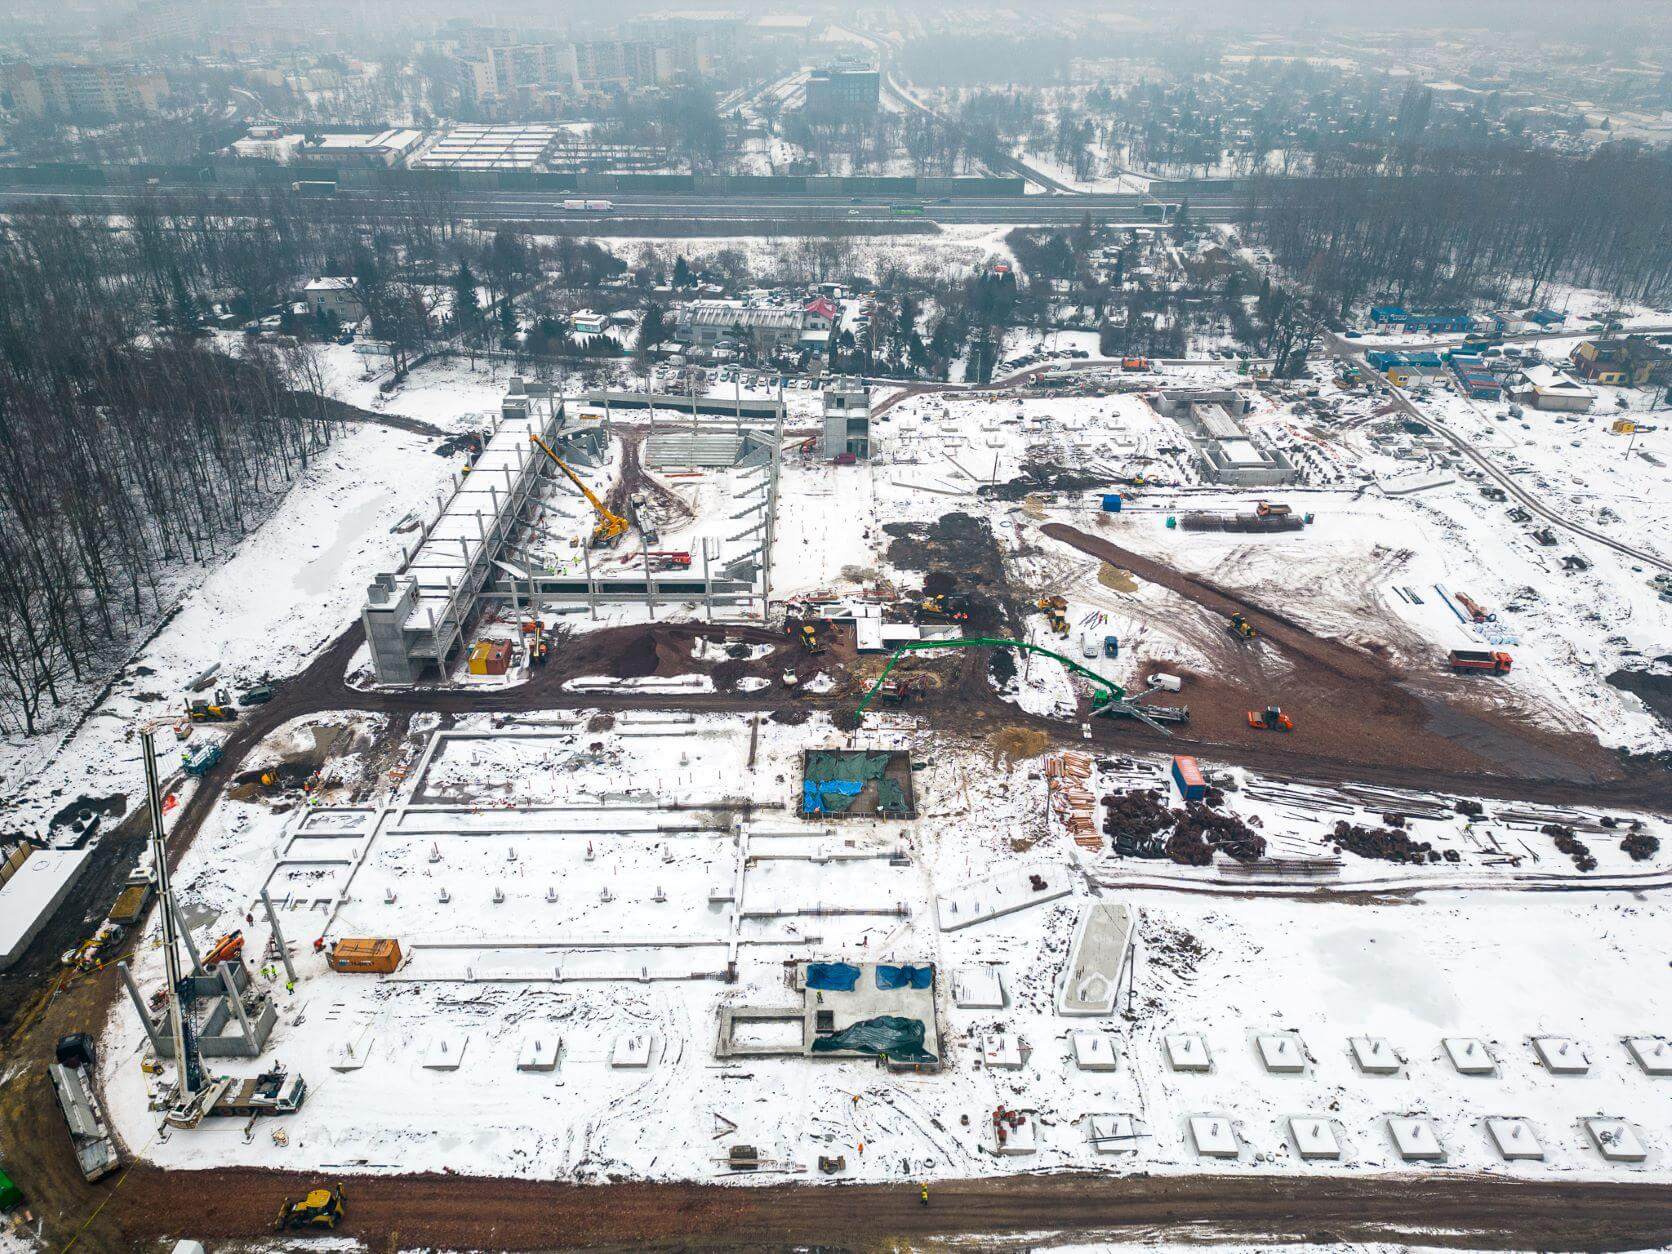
1056, 901, 1133, 1016
1167, 1032, 1212, 1072
612, 1032, 653, 1068
0, 848, 93, 971
1533, 1035, 1590, 1074
1388, 1116, 1446, 1162
1289, 1117, 1341, 1160
935, 864, 1072, 931
1257, 1033, 1307, 1074
1070, 1031, 1119, 1072
993, 1111, 1037, 1155
1088, 1114, 1139, 1154
1585, 1118, 1647, 1162
1626, 1036, 1672, 1076
422, 1033, 469, 1070
1486, 1117, 1543, 1161
952, 965, 1006, 1009
1350, 1035, 1402, 1075
330, 1034, 373, 1071
518, 1033, 561, 1071
1189, 1115, 1239, 1158
1444, 1036, 1497, 1075
981, 1032, 1024, 1069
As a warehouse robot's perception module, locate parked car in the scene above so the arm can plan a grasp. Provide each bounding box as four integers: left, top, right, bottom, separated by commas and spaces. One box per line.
239, 684, 275, 706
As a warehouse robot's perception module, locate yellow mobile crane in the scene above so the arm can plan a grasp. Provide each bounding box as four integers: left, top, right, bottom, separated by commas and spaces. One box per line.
529, 434, 628, 547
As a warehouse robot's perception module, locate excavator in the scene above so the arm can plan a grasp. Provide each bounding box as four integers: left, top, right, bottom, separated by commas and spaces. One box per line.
792, 622, 826, 655
1227, 612, 1258, 641
1247, 706, 1294, 732
529, 434, 628, 548
185, 688, 237, 722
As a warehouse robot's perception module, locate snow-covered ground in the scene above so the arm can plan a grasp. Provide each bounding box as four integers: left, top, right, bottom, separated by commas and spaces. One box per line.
99, 711, 1672, 1184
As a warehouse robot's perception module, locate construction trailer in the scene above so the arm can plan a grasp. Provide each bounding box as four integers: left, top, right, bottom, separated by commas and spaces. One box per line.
327, 937, 402, 974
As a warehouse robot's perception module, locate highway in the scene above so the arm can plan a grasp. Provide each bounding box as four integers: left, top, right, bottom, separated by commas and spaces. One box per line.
0, 186, 1246, 227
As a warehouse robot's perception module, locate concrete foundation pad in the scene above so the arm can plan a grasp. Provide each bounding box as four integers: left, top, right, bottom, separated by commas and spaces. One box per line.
1257, 1033, 1307, 1073
1070, 1031, 1118, 1071
1289, 1117, 1341, 1160
1585, 1118, 1647, 1162
993, 1113, 1037, 1155
1626, 1036, 1672, 1076
518, 1033, 561, 1071
1167, 1032, 1212, 1072
952, 965, 1006, 1009
981, 1032, 1024, 1069
1055, 901, 1133, 1016
422, 1033, 469, 1070
612, 1032, 653, 1068
330, 1034, 373, 1071
1351, 1035, 1402, 1074
1088, 1114, 1138, 1154
1444, 1036, 1496, 1075
935, 864, 1072, 931
1388, 1116, 1445, 1162
1189, 1115, 1239, 1158
1486, 1117, 1543, 1161
1533, 1035, 1590, 1074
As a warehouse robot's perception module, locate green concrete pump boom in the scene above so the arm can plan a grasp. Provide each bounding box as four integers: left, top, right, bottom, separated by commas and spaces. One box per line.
856, 637, 1125, 717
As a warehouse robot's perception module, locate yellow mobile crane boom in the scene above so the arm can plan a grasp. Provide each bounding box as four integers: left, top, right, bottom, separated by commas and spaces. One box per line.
529, 434, 628, 547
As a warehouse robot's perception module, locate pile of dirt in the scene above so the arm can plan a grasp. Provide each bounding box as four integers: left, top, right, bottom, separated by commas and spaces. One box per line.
770, 707, 812, 725
711, 659, 750, 690
988, 646, 1018, 688
1167, 804, 1265, 865
1330, 820, 1453, 864
1541, 823, 1597, 872
882, 513, 1013, 634
979, 461, 1115, 501
1623, 829, 1660, 861
613, 631, 660, 678
989, 726, 1051, 763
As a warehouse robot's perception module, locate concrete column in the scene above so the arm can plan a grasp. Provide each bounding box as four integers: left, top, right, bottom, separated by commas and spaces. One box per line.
119, 960, 165, 1054
218, 960, 256, 1046
169, 898, 204, 975
260, 889, 297, 983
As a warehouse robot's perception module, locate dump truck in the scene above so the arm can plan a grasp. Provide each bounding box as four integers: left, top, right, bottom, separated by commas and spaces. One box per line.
276, 1182, 345, 1232
1254, 501, 1292, 518
182, 743, 222, 778
48, 1036, 120, 1183
327, 937, 403, 974
1449, 649, 1513, 674
107, 867, 155, 926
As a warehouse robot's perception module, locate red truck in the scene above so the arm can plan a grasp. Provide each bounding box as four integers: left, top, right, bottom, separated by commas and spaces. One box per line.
1448, 649, 1512, 674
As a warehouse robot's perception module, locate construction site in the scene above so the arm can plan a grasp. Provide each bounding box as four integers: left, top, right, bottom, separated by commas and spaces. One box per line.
2, 338, 1671, 1252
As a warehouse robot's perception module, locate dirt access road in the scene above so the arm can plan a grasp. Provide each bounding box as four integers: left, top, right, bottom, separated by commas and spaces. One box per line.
25, 1160, 1672, 1251
1040, 522, 1633, 790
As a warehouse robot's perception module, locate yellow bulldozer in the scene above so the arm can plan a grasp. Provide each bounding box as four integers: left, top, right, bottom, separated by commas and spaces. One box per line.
276, 1182, 346, 1232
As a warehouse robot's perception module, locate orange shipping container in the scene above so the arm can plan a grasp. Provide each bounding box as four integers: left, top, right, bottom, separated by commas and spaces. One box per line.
328, 937, 402, 974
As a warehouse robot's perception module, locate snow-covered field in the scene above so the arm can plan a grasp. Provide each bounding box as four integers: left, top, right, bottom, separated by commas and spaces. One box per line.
100, 712, 1672, 1184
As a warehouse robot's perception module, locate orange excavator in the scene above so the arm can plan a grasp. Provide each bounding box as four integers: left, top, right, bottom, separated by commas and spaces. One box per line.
529, 434, 628, 547
1246, 706, 1294, 732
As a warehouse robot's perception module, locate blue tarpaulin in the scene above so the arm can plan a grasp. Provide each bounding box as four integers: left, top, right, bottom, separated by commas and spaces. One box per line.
805, 962, 861, 991
875, 964, 933, 990
802, 779, 864, 814
809, 1015, 937, 1064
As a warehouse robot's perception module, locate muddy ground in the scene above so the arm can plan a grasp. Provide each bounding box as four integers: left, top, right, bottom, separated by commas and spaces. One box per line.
1041, 523, 1628, 789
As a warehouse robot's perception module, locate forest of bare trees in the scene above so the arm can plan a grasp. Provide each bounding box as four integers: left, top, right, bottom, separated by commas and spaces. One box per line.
0, 202, 357, 737
1247, 144, 1672, 316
